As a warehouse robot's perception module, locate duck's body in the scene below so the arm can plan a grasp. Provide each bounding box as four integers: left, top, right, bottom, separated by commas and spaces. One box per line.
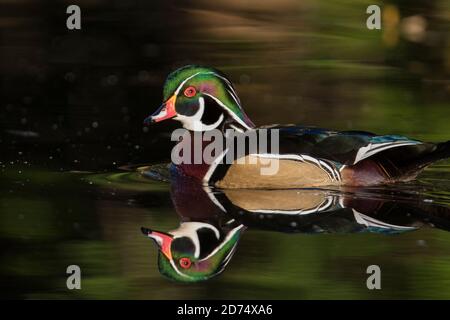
170, 126, 449, 188
146, 65, 450, 189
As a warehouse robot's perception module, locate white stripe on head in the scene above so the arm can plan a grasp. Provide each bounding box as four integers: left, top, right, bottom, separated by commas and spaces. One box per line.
200, 224, 245, 262
170, 70, 251, 131
174, 96, 224, 131
227, 89, 242, 108
174, 72, 203, 95
170, 222, 220, 259
203, 93, 251, 130
208, 72, 242, 107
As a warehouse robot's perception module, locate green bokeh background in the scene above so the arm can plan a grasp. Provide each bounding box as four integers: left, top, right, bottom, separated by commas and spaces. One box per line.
0, 0, 449, 299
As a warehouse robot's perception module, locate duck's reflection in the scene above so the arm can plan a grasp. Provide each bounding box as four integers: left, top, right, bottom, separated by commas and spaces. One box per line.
142, 173, 450, 282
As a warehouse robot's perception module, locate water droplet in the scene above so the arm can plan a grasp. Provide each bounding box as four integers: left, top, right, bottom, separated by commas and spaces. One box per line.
138, 70, 150, 82
23, 96, 32, 105
142, 44, 159, 58
239, 74, 251, 84
417, 239, 427, 247
106, 74, 118, 86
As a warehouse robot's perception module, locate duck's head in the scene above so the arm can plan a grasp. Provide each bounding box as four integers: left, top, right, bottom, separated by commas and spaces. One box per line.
141, 222, 245, 282
145, 65, 255, 132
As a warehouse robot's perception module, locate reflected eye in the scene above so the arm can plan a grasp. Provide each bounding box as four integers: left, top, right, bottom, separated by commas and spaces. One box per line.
183, 86, 196, 98
179, 257, 192, 269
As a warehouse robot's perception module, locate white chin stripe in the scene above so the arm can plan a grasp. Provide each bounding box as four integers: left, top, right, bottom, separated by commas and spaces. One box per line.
175, 96, 224, 131
170, 222, 220, 259
171, 71, 251, 131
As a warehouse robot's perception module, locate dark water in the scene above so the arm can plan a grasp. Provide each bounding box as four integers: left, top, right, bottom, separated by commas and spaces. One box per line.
1, 1, 450, 299
1, 159, 450, 299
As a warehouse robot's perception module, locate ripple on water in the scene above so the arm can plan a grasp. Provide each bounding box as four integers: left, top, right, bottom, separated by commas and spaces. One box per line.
86, 161, 450, 208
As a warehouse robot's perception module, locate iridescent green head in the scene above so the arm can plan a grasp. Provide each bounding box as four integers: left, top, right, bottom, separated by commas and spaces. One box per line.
145, 65, 255, 131
141, 222, 245, 282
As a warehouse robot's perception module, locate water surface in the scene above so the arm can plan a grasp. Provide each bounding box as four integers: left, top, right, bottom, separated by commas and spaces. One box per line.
1, 158, 449, 299
1, 0, 449, 299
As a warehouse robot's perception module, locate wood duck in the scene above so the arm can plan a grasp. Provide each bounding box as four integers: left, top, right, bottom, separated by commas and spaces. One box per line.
141, 170, 450, 282
141, 222, 244, 283
145, 65, 450, 188
140, 171, 245, 282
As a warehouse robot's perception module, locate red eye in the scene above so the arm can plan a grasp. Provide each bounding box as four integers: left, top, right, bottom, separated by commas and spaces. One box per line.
183, 86, 196, 98
179, 257, 192, 269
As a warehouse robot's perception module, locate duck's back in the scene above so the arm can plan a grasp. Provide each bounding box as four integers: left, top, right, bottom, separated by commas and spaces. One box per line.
206, 125, 448, 188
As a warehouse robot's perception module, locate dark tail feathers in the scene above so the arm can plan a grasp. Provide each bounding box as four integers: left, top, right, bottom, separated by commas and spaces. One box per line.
415, 141, 450, 169
375, 141, 450, 181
